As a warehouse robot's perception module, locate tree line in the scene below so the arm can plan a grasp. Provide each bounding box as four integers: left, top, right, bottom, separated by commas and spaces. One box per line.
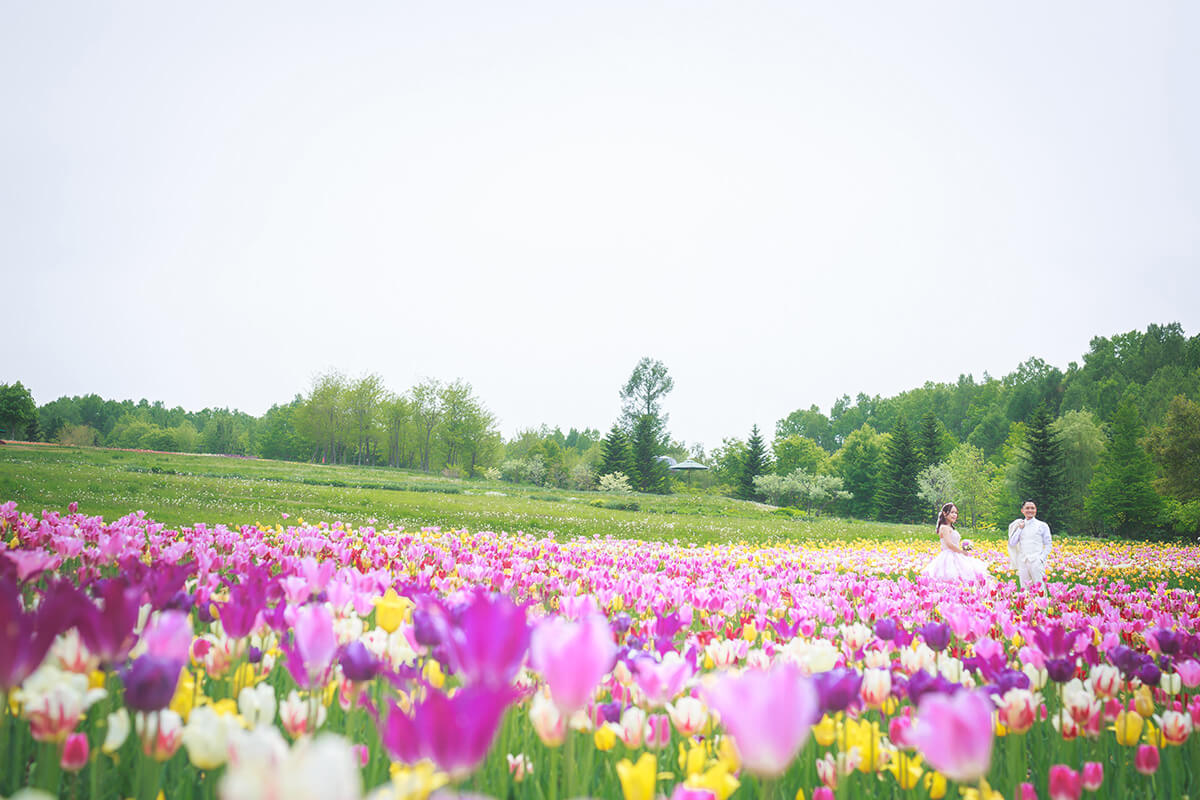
2, 322, 1198, 536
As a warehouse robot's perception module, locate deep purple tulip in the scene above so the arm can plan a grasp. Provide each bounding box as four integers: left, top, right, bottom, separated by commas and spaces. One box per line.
143, 562, 196, 610
991, 669, 1031, 697
340, 640, 381, 682
1135, 661, 1162, 687
1108, 645, 1140, 678
919, 622, 951, 652
439, 594, 530, 689
906, 670, 960, 706
218, 582, 265, 639
627, 634, 646, 651
655, 610, 687, 640
612, 612, 633, 635
772, 616, 803, 640
412, 606, 444, 647
380, 685, 521, 779
874, 618, 898, 642
599, 700, 622, 723
1151, 628, 1180, 657
247, 646, 264, 664
813, 668, 863, 715
0, 578, 77, 693
1046, 657, 1077, 683
121, 654, 182, 712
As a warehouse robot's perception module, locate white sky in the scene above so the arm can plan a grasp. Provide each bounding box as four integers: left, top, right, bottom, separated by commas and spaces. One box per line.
3, 2, 1198, 451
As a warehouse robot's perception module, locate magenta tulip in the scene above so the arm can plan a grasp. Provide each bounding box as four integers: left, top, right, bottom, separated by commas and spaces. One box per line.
1048, 765, 1082, 800
1135, 744, 1160, 775
1081, 762, 1103, 792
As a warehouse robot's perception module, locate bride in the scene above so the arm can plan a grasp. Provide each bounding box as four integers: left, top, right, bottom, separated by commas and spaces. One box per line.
922, 502, 990, 581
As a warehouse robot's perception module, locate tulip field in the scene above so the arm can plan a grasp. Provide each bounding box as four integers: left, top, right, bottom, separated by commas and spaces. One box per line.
2, 495, 1200, 800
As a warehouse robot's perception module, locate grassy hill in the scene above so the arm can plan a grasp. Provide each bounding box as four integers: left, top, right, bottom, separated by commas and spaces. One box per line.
0, 443, 958, 545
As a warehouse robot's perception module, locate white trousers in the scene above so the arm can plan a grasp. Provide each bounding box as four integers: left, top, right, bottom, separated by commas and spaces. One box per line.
1017, 558, 1046, 588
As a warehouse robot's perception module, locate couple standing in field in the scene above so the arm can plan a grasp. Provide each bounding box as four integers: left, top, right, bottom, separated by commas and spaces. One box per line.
923, 499, 1052, 590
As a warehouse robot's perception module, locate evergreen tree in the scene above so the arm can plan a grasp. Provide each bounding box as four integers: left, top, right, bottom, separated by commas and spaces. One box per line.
630, 414, 669, 494
834, 425, 885, 519
1015, 404, 1066, 531
598, 424, 638, 485
917, 411, 947, 469
875, 416, 923, 522
1085, 397, 1166, 536
737, 425, 771, 501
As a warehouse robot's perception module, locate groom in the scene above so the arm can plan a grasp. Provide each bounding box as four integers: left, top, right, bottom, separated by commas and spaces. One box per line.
1008, 500, 1052, 589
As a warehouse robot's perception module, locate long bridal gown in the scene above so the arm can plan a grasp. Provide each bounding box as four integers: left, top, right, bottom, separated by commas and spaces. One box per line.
922, 527, 990, 581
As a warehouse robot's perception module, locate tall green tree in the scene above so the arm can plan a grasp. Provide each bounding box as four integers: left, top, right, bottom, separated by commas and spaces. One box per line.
832, 425, 886, 519
630, 414, 669, 494
737, 425, 771, 501
1145, 395, 1200, 502
619, 358, 674, 430
917, 411, 949, 468
946, 443, 1001, 530
1015, 404, 1066, 531
1084, 397, 1165, 536
773, 435, 829, 476
875, 416, 923, 522
0, 382, 37, 440
598, 425, 638, 484
411, 378, 443, 472
1050, 410, 1105, 533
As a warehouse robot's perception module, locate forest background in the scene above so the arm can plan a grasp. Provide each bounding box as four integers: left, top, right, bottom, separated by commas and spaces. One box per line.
4, 321, 1199, 539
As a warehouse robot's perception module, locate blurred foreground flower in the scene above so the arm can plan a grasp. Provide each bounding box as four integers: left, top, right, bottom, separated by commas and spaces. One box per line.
380, 685, 520, 779
530, 613, 616, 714
912, 690, 994, 783
704, 662, 818, 776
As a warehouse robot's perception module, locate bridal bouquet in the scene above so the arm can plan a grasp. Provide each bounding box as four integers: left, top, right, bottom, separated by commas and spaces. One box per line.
961, 539, 975, 552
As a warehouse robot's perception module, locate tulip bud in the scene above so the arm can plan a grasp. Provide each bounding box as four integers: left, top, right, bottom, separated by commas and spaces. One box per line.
1081, 761, 1104, 791
61, 733, 89, 772
1134, 744, 1160, 775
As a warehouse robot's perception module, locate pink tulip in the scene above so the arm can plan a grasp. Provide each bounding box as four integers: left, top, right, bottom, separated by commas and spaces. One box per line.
60, 732, 89, 772
530, 614, 616, 714
634, 653, 693, 707
812, 788, 834, 800
671, 786, 716, 800
704, 662, 818, 776
291, 603, 337, 687
1176, 659, 1200, 688
1048, 765, 1081, 800
911, 690, 994, 783
644, 713, 671, 750
1018, 783, 1038, 800
1134, 744, 1160, 775
1081, 762, 1103, 792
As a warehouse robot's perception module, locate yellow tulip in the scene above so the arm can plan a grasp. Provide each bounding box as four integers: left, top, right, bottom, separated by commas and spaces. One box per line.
375, 588, 413, 633
616, 754, 657, 800
170, 669, 197, 721
1114, 710, 1144, 746
678, 740, 707, 777
594, 725, 617, 751
923, 771, 947, 800
794, 789, 805, 800
717, 735, 740, 773
742, 622, 758, 642
886, 752, 924, 790
423, 660, 445, 689
389, 760, 449, 800
812, 715, 837, 747
89, 670, 107, 690
685, 761, 741, 800
1134, 685, 1155, 718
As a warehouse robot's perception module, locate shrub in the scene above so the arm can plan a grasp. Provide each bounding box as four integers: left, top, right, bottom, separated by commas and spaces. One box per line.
598, 472, 632, 493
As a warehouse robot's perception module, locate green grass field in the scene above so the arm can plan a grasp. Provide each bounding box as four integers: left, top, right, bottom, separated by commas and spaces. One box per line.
0, 443, 958, 545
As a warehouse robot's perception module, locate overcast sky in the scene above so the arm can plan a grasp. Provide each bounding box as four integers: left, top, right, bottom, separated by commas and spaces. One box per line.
3, 2, 1197, 450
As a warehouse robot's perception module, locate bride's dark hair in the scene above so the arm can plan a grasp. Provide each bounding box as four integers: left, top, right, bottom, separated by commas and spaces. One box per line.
936, 502, 957, 532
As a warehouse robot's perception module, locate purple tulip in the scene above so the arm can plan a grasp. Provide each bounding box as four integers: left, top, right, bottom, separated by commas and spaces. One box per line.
412, 606, 444, 647
76, 577, 143, 668
0, 578, 77, 692
905, 670, 961, 706
873, 618, 898, 642
813, 668, 863, 715
919, 622, 951, 652
379, 685, 520, 779
1150, 628, 1180, 657
1032, 624, 1080, 660
217, 582, 266, 639
704, 661, 818, 776
1046, 657, 1078, 684
911, 689, 994, 783
1135, 661, 1162, 687
531, 613, 616, 714
340, 640, 381, 682
121, 654, 182, 712
612, 612, 633, 635
1108, 645, 1140, 678
440, 593, 530, 689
